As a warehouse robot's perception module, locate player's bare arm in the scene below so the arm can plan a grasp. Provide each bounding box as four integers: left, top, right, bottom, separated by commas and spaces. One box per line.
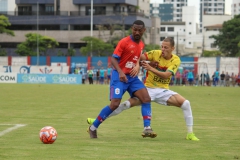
111, 57, 128, 82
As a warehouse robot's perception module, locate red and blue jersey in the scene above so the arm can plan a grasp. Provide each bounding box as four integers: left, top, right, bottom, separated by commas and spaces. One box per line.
112, 35, 144, 74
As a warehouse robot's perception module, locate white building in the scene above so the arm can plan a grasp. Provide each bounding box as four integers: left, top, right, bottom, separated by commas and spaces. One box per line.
163, 0, 187, 22
160, 6, 202, 56
0, 0, 15, 12
202, 15, 231, 50
231, 0, 240, 18
200, 0, 225, 33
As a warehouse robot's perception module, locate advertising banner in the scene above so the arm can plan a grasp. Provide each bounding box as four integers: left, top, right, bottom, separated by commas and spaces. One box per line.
0, 65, 69, 74
0, 73, 17, 83
17, 74, 82, 84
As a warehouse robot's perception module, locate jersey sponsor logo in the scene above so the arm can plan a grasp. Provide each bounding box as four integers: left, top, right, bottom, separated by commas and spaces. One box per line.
129, 44, 135, 48
125, 61, 134, 69
153, 76, 170, 84
115, 88, 120, 95
133, 56, 138, 61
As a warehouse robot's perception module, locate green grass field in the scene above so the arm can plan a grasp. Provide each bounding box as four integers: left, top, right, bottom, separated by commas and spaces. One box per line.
0, 84, 239, 160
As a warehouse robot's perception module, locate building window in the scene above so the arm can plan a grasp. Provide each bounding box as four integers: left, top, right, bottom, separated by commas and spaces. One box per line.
189, 32, 191, 35
168, 27, 174, 31
160, 27, 165, 31
189, 42, 191, 44
189, 22, 191, 25
160, 37, 165, 41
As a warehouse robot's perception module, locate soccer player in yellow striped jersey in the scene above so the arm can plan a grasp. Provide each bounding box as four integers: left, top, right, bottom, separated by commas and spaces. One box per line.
143, 49, 180, 89
87, 37, 199, 141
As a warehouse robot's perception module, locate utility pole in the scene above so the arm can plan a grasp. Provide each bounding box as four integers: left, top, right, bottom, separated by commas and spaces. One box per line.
90, 0, 93, 57
37, 1, 39, 65
202, 34, 205, 57
176, 32, 179, 55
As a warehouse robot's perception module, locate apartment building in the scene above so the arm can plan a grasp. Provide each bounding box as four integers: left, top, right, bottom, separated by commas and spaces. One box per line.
150, 0, 187, 22
0, 0, 160, 56
200, 0, 225, 33
231, 0, 240, 18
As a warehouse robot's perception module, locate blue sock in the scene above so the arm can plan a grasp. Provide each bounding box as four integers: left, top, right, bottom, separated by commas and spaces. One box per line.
93, 106, 113, 128
141, 102, 152, 127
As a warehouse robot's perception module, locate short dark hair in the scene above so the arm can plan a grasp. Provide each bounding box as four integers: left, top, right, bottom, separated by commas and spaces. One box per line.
132, 20, 145, 27
163, 37, 175, 47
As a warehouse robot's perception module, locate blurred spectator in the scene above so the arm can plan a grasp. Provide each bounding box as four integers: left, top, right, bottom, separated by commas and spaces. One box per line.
71, 62, 76, 74
96, 69, 100, 84
87, 67, 94, 84
206, 73, 210, 86
230, 73, 235, 87
100, 67, 105, 85
237, 73, 240, 87
200, 72, 206, 86
194, 74, 199, 86
80, 67, 86, 84
187, 70, 194, 86
75, 67, 80, 74
107, 66, 112, 84
220, 71, 225, 86
214, 69, 219, 86
175, 71, 181, 86
225, 72, 230, 87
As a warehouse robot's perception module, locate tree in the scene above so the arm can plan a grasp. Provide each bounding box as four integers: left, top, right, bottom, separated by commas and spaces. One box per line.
0, 46, 7, 56
0, 15, 14, 36
80, 36, 114, 56
202, 50, 223, 57
15, 33, 59, 56
144, 44, 160, 52
210, 15, 240, 57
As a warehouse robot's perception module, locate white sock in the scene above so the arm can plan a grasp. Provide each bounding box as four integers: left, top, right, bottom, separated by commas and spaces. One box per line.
108, 100, 131, 118
181, 100, 193, 133
144, 126, 151, 130
90, 125, 97, 131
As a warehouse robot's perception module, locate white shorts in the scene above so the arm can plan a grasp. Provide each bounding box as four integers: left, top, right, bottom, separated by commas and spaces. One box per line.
147, 87, 178, 106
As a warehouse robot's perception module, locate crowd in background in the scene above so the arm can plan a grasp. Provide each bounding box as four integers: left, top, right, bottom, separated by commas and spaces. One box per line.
141, 67, 240, 87
71, 65, 240, 87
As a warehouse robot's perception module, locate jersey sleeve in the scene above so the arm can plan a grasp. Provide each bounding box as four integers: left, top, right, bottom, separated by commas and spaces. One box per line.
113, 39, 126, 58
144, 50, 159, 61
167, 57, 181, 76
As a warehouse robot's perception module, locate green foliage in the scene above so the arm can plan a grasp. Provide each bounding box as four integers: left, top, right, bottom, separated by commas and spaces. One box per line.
0, 15, 14, 36
80, 36, 114, 56
57, 49, 65, 56
15, 33, 59, 56
67, 47, 76, 56
210, 14, 240, 57
0, 45, 7, 56
202, 50, 223, 57
144, 44, 160, 52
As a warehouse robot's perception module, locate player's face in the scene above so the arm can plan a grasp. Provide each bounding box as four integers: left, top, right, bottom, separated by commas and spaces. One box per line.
131, 24, 145, 41
161, 41, 175, 59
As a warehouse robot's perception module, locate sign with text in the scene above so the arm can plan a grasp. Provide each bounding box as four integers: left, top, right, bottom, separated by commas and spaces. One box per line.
17, 74, 82, 84
0, 73, 17, 83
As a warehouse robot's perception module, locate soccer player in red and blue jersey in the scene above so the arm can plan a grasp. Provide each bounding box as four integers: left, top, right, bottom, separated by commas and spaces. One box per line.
88, 20, 157, 138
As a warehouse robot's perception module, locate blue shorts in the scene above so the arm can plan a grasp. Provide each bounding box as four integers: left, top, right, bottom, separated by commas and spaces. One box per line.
214, 77, 219, 82
107, 75, 111, 79
109, 70, 146, 100
188, 78, 193, 82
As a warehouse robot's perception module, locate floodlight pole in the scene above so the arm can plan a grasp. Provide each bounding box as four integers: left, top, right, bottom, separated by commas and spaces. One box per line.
90, 0, 93, 57
37, 1, 39, 65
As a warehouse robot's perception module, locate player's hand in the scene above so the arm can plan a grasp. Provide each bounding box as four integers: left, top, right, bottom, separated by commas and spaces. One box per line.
130, 65, 140, 77
149, 61, 159, 68
119, 71, 128, 82
141, 61, 153, 71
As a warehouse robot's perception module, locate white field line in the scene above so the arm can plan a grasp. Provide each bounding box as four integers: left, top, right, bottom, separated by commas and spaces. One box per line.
0, 124, 27, 137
